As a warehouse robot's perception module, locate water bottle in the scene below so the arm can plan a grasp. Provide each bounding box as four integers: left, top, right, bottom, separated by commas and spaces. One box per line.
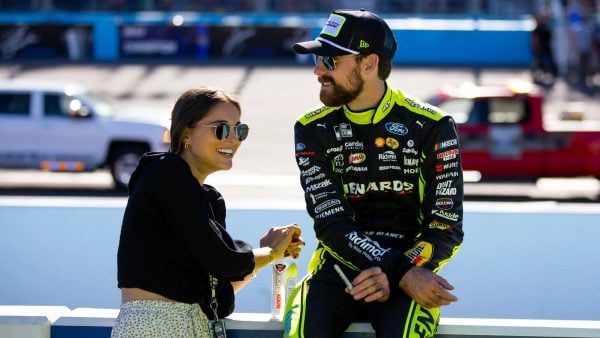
270, 257, 297, 320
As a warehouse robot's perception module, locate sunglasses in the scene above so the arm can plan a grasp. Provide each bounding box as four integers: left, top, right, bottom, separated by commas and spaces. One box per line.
313, 54, 359, 71
193, 122, 249, 141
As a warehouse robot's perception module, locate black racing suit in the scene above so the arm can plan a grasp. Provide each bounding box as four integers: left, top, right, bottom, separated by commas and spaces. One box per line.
284, 84, 464, 338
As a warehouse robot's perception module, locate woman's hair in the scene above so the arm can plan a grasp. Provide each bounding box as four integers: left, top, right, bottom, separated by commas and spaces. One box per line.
169, 87, 241, 154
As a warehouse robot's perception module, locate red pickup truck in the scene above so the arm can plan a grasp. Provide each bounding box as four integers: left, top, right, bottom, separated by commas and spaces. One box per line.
428, 82, 600, 180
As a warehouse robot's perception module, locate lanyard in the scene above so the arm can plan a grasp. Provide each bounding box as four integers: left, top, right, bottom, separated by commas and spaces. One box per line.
209, 274, 219, 320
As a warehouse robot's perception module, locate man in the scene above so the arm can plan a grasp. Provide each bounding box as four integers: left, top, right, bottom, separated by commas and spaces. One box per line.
284, 9, 464, 338
530, 12, 558, 86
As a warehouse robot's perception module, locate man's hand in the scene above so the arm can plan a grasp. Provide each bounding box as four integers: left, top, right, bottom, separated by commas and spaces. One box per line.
399, 266, 457, 308
348, 267, 390, 303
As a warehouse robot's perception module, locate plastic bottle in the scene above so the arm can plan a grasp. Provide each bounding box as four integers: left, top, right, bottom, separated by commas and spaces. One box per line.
270, 257, 297, 320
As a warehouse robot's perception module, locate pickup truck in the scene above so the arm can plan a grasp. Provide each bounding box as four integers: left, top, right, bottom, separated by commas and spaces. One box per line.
0, 80, 170, 190
428, 82, 600, 180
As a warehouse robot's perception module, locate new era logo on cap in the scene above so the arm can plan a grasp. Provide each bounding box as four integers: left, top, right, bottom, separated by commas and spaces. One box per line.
293, 9, 397, 58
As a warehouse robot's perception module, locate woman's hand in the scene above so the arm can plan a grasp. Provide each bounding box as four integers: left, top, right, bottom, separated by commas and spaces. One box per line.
260, 224, 303, 261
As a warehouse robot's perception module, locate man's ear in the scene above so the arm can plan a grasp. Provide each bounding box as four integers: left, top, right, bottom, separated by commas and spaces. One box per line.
363, 54, 379, 72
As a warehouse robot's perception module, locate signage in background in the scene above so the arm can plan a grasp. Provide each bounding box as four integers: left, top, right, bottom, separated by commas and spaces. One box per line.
0, 25, 92, 60
119, 24, 310, 60
120, 25, 199, 58
209, 25, 310, 59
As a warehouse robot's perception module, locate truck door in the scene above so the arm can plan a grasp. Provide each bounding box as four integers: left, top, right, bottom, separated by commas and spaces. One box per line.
439, 96, 544, 178
0, 91, 39, 168
35, 93, 107, 171
483, 97, 544, 178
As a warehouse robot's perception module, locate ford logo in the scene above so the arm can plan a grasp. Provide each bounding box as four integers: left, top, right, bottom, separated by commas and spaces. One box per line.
385, 122, 408, 136
295, 143, 306, 151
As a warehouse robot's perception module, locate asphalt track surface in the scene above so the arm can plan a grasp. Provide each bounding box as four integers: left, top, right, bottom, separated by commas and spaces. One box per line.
0, 60, 599, 202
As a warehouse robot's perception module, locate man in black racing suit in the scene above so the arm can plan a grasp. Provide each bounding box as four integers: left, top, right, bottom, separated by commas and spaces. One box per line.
283, 9, 464, 338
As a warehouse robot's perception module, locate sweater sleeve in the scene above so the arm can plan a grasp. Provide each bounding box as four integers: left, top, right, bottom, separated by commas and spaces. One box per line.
141, 155, 254, 280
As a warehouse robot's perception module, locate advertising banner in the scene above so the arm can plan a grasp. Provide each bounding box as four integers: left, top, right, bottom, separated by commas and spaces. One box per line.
119, 24, 310, 60
120, 25, 199, 58
0, 24, 92, 60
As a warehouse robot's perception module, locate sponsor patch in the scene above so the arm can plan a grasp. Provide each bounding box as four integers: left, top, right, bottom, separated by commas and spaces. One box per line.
432, 209, 460, 222
314, 199, 342, 214
348, 153, 366, 164
378, 151, 397, 162
435, 138, 458, 151
385, 122, 408, 136
386, 137, 399, 150
405, 241, 433, 266
334, 123, 353, 140
435, 198, 454, 210
429, 220, 454, 232
436, 148, 460, 161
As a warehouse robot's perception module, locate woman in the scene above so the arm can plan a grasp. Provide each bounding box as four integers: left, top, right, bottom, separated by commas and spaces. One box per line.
112, 87, 302, 337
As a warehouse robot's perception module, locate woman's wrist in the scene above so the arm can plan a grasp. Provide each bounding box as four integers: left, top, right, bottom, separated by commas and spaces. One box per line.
253, 247, 275, 270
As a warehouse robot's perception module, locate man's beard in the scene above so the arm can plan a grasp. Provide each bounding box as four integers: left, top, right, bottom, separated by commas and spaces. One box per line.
319, 66, 364, 107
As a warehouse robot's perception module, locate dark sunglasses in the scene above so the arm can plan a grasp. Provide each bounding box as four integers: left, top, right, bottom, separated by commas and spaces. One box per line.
313, 54, 359, 71
193, 122, 249, 141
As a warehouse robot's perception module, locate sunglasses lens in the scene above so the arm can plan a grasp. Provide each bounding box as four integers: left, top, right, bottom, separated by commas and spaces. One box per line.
322, 56, 335, 71
236, 124, 249, 141
313, 55, 335, 71
215, 123, 230, 140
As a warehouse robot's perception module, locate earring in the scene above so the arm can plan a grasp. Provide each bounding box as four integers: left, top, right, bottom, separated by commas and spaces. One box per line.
184, 143, 190, 150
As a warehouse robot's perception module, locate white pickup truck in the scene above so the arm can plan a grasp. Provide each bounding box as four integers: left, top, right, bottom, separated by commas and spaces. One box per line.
0, 80, 170, 190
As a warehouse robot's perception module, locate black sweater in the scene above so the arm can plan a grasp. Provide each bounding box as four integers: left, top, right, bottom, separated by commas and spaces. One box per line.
117, 152, 255, 315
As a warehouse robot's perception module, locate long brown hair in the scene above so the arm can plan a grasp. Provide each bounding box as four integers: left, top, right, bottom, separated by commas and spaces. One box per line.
169, 87, 241, 154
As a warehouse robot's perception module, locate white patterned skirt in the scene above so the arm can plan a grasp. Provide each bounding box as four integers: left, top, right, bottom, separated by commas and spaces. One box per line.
111, 299, 210, 338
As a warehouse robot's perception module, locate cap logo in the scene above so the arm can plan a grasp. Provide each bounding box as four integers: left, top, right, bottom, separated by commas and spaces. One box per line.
321, 14, 346, 38
359, 40, 369, 49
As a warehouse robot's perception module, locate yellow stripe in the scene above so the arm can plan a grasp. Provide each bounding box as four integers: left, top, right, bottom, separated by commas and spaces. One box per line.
433, 244, 461, 273
403, 301, 417, 337
399, 90, 447, 122
318, 241, 360, 271
284, 273, 310, 338
403, 300, 440, 338
297, 105, 337, 126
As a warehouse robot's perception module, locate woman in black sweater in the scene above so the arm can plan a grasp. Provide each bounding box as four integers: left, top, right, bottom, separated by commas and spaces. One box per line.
112, 87, 302, 337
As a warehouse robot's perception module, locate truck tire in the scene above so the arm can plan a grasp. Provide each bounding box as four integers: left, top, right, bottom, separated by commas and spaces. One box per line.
110, 146, 145, 191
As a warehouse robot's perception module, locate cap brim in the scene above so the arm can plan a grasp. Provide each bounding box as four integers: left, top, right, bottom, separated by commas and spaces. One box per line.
292, 40, 349, 56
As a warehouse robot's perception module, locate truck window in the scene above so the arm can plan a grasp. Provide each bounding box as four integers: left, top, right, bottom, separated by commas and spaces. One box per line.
437, 98, 472, 124
44, 94, 73, 117
488, 98, 529, 124
0, 93, 30, 116
44, 94, 89, 118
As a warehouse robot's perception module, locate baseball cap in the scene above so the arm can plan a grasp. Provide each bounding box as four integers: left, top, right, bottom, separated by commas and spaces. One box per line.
293, 9, 397, 58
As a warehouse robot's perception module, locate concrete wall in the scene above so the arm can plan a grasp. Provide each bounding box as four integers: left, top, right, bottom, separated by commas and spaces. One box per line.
2, 198, 599, 321
2, 307, 600, 338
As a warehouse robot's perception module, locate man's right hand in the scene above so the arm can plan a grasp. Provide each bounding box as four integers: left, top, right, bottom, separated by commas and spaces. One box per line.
399, 266, 458, 308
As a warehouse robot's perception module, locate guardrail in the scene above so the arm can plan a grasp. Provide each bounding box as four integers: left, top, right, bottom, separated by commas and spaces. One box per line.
2, 306, 600, 338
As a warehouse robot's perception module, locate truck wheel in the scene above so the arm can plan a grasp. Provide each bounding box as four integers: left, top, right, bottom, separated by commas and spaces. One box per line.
110, 146, 145, 191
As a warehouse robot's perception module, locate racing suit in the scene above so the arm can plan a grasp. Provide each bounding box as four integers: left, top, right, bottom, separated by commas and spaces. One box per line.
284, 84, 464, 338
